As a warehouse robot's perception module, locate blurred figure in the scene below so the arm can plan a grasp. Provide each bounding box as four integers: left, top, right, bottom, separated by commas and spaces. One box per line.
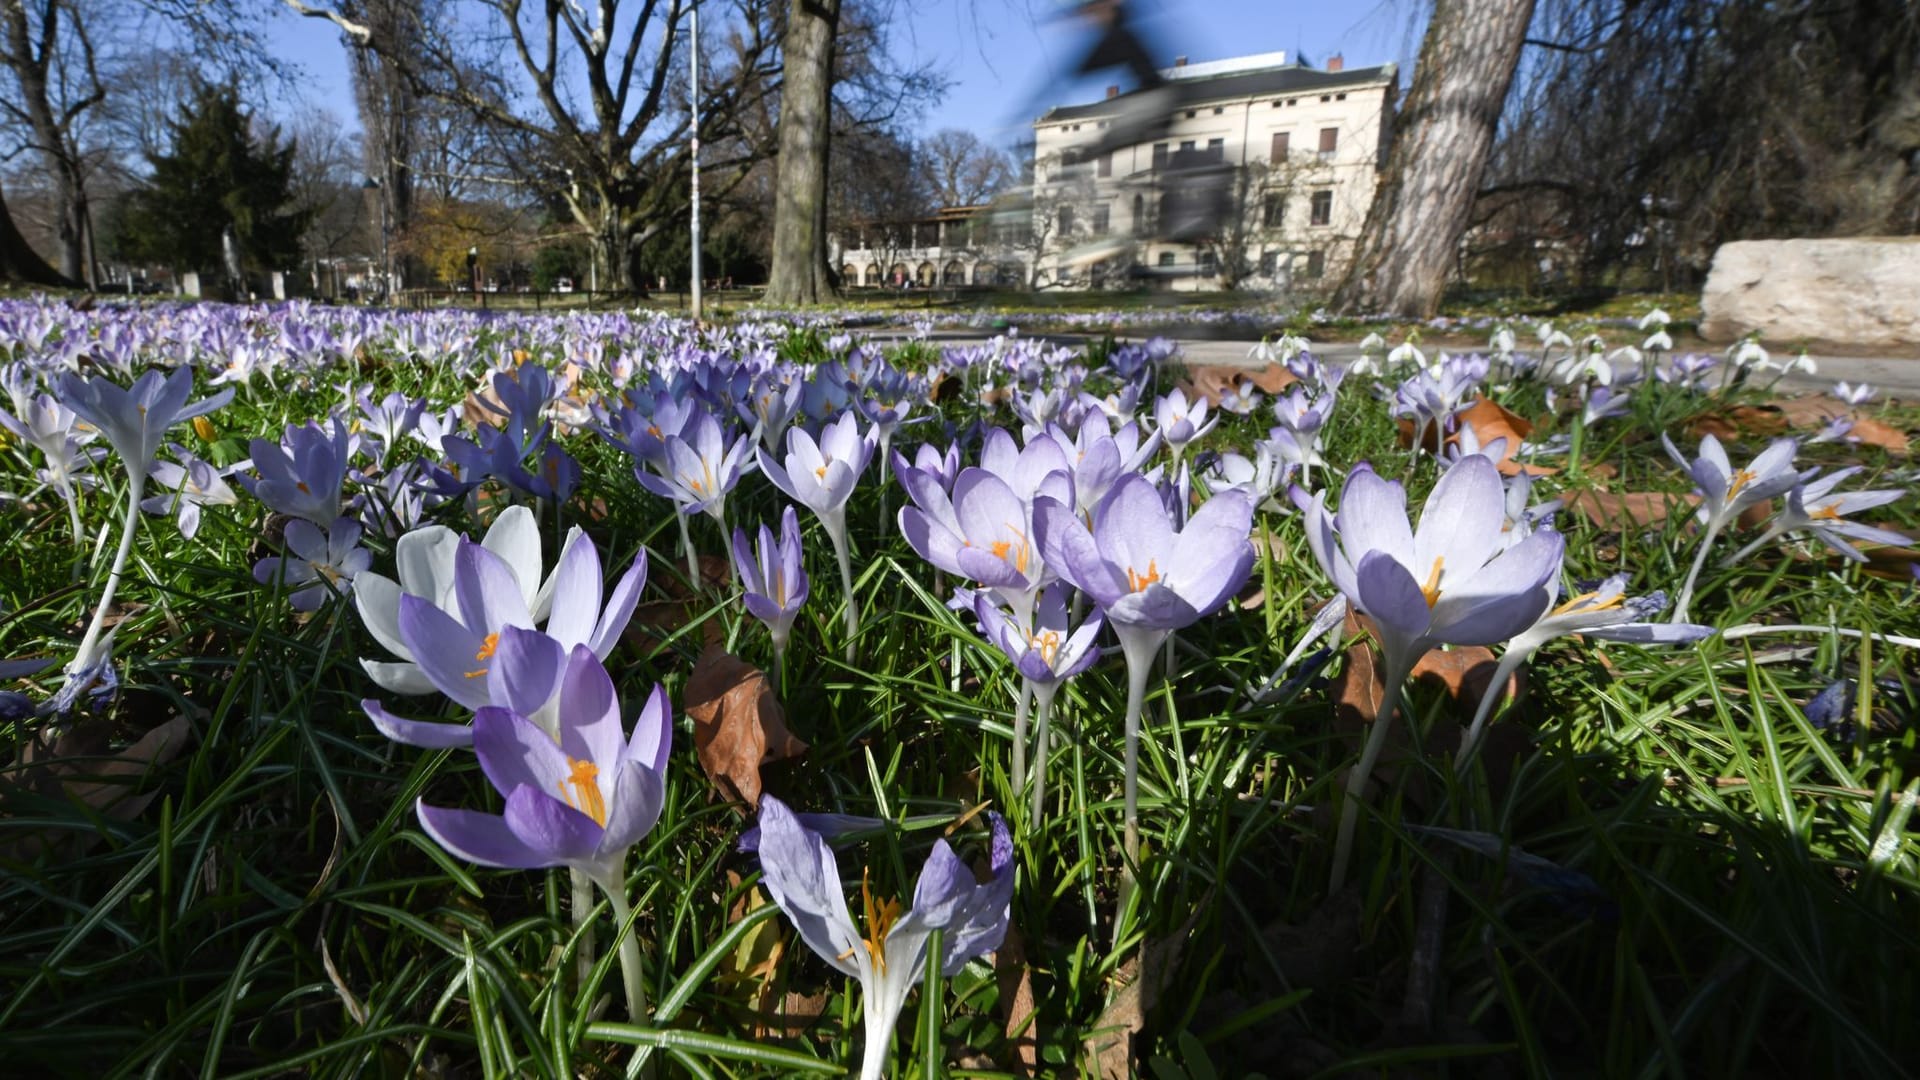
1033, 1, 1232, 265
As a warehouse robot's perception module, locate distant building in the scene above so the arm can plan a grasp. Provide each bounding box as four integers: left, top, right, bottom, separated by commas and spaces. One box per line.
831, 205, 1030, 290
1029, 50, 1397, 291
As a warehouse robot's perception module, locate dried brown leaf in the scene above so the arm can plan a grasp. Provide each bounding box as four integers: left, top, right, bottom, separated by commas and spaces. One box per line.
1180, 362, 1296, 405
1, 715, 192, 860
686, 647, 806, 806
1084, 903, 1205, 1079
996, 922, 1039, 1077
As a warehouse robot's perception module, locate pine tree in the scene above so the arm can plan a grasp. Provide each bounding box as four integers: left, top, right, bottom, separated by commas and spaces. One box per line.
120, 83, 310, 292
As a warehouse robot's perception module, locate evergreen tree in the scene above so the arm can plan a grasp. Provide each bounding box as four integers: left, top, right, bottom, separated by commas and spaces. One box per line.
121, 83, 310, 290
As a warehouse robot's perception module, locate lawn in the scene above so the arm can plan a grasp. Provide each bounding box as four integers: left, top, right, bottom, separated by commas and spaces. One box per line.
0, 297, 1915, 1078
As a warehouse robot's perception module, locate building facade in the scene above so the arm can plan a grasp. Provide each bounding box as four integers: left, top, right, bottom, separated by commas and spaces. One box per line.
828, 51, 1396, 293
1029, 50, 1396, 291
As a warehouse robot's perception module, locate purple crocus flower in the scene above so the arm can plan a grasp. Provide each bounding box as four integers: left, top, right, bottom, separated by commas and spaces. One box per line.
900, 465, 1066, 625
753, 795, 1012, 1080
1034, 472, 1253, 860
1152, 387, 1215, 461
1459, 574, 1712, 763
55, 367, 233, 474
635, 408, 752, 524
1660, 433, 1801, 621
144, 445, 246, 540
973, 585, 1104, 816
732, 506, 810, 658
242, 417, 352, 525
757, 412, 876, 660
1722, 466, 1910, 565
253, 517, 372, 611
415, 650, 670, 892
359, 515, 648, 748
1304, 455, 1565, 889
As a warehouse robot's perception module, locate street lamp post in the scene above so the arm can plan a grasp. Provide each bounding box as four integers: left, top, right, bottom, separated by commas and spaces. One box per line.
467, 245, 482, 308
689, 2, 703, 322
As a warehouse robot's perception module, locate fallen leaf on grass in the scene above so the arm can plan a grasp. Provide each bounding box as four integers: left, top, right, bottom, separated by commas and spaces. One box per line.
1694, 398, 1910, 454
716, 872, 830, 1038
1179, 362, 1296, 405
686, 647, 806, 806
0, 715, 192, 860
1565, 489, 1771, 529
996, 922, 1039, 1077
1398, 397, 1554, 476
1084, 902, 1206, 1080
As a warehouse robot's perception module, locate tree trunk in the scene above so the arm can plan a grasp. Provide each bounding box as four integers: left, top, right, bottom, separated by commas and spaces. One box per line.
764, 0, 840, 305
1331, 0, 1535, 318
0, 183, 73, 286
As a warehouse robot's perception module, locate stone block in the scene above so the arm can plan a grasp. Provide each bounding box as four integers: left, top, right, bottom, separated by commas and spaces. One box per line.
1700, 238, 1920, 348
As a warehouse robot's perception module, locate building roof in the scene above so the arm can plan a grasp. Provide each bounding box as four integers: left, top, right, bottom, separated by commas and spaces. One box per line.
1038, 61, 1395, 125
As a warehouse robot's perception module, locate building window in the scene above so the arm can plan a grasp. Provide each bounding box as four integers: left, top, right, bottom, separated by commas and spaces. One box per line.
1319, 94, 1331, 103
1263, 193, 1285, 228
1271, 131, 1289, 161
1097, 151, 1112, 178
1185, 109, 1197, 118
1318, 127, 1338, 161
1271, 100, 1283, 107
1306, 250, 1326, 278
1132, 194, 1146, 236
1336, 93, 1347, 101
1260, 250, 1278, 276
1206, 137, 1225, 161
1158, 251, 1175, 267
1212, 106, 1224, 115
1310, 190, 1332, 226
1151, 143, 1168, 170
1092, 205, 1110, 236
1179, 140, 1195, 153
1287, 97, 1298, 105
1059, 206, 1075, 235
1200, 250, 1218, 275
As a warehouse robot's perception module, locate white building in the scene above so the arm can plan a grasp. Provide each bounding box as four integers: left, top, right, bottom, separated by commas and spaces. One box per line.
1029, 50, 1397, 291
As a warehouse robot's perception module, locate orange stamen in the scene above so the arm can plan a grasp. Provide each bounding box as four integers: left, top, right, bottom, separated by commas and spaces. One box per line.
1420, 557, 1445, 608
556, 757, 607, 826
1126, 561, 1161, 593
464, 632, 500, 678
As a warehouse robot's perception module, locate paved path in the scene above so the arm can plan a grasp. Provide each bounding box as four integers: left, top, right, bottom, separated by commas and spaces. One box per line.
920, 330, 1920, 397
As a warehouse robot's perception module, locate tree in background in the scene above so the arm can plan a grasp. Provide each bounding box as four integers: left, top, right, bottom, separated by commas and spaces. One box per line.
765, 0, 843, 305
118, 84, 309, 294
1474, 0, 1920, 291
917, 128, 1015, 208
1331, 0, 1534, 317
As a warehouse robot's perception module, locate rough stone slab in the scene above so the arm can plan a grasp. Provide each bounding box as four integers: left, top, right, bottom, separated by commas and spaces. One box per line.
1700, 238, 1920, 348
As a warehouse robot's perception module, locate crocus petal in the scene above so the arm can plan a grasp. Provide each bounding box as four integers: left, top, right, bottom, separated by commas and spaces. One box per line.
1428, 530, 1563, 644
395, 525, 460, 607
590, 549, 649, 659
417, 800, 556, 869
594, 759, 665, 858
502, 783, 603, 863
364, 698, 475, 748
488, 626, 568, 724
1353, 549, 1434, 640
1337, 468, 1415, 567
1412, 454, 1504, 576
1094, 475, 1176, 585
398, 594, 494, 710
542, 532, 602, 650
753, 795, 863, 977
360, 657, 437, 696
626, 682, 674, 775
454, 541, 535, 635
483, 506, 542, 610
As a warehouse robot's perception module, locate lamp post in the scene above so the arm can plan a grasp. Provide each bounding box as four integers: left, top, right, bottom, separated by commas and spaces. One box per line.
689, 1, 704, 322
362, 175, 391, 304
467, 245, 481, 307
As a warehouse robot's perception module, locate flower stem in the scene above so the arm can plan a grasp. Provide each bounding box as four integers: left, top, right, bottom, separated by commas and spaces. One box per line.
65, 486, 86, 583
1010, 678, 1032, 810
1116, 626, 1167, 874
1670, 516, 1728, 624
570, 867, 597, 994
1457, 650, 1528, 774
601, 880, 648, 1024
70, 471, 146, 677
677, 512, 700, 587
1329, 656, 1411, 894
1031, 684, 1057, 822
826, 513, 858, 663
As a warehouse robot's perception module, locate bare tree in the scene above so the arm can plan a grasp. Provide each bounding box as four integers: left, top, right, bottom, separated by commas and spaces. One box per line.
0, 0, 112, 285
917, 128, 1014, 208
1332, 0, 1535, 317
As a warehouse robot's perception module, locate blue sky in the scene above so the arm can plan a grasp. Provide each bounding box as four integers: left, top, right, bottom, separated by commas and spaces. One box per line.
265, 0, 1418, 146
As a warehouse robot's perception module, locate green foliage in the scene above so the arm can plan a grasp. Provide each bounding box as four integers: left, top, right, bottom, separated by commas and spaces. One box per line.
117, 83, 310, 285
